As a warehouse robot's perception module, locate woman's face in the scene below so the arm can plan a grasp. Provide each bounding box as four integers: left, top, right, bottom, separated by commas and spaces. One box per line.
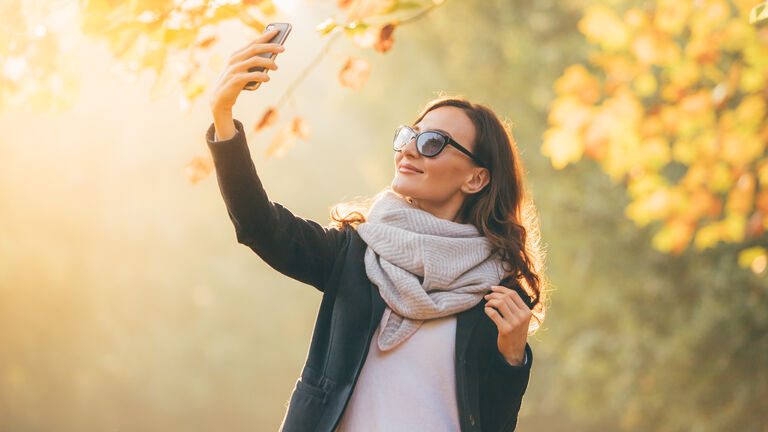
391, 106, 489, 219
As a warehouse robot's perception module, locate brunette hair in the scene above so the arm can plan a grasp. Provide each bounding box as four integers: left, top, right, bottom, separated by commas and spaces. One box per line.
328, 95, 549, 332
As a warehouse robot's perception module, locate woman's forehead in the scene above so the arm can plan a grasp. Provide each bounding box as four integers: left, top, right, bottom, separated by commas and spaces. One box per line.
415, 107, 475, 148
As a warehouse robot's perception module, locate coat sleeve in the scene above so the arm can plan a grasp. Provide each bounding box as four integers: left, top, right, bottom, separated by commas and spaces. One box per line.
205, 118, 348, 293
480, 341, 533, 431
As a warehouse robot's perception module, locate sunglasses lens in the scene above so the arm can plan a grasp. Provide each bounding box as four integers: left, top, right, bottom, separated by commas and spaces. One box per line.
394, 127, 414, 150
418, 132, 445, 156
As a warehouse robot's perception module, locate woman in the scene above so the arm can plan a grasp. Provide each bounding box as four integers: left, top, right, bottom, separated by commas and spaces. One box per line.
206, 29, 548, 432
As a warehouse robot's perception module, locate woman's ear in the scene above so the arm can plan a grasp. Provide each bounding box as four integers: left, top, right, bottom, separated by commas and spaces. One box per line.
461, 167, 490, 194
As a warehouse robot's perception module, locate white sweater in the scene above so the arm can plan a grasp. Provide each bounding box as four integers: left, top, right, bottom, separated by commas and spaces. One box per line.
333, 314, 461, 432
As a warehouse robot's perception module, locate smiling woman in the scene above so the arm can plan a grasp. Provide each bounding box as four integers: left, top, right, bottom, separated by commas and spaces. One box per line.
206, 91, 548, 431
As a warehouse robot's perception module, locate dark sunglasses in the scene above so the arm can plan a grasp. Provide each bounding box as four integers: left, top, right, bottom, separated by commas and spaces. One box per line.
392, 125, 486, 168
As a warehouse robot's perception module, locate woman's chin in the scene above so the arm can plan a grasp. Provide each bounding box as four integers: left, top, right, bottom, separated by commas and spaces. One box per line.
391, 178, 417, 196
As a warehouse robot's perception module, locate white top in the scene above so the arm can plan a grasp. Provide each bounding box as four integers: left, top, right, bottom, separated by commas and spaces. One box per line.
333, 314, 461, 432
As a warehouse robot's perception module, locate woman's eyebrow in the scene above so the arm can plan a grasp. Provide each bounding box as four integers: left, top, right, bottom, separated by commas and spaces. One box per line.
413, 124, 453, 139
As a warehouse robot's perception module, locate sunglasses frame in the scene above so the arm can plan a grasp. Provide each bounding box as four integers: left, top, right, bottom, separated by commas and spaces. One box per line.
393, 125, 486, 168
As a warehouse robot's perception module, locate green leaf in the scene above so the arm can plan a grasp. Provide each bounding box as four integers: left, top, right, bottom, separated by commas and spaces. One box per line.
750, 1, 768, 24
315, 18, 337, 35
343, 21, 369, 36
382, 1, 423, 15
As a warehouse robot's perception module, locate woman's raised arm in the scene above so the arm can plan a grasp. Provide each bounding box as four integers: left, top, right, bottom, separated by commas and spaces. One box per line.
205, 118, 348, 293
205, 31, 346, 293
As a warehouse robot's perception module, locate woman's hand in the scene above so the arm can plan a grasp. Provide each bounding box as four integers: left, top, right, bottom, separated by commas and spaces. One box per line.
483, 285, 532, 365
208, 28, 285, 115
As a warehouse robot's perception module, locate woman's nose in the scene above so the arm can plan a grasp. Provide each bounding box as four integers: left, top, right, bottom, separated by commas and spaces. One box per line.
401, 134, 420, 159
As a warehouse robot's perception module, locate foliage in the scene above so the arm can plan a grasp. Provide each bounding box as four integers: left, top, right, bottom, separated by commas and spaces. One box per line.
543, 0, 768, 269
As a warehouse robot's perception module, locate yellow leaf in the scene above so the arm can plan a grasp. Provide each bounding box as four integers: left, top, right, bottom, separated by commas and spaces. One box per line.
694, 223, 722, 250
654, 0, 691, 35
721, 132, 765, 167
721, 213, 747, 242
547, 96, 594, 131
707, 162, 733, 192
641, 136, 671, 169
183, 73, 207, 100
554, 64, 601, 104
737, 246, 767, 271
626, 187, 674, 226
651, 217, 695, 254
756, 160, 768, 189
541, 128, 584, 169
624, 8, 649, 29
736, 94, 766, 129
633, 72, 658, 97
726, 172, 756, 215
578, 5, 629, 51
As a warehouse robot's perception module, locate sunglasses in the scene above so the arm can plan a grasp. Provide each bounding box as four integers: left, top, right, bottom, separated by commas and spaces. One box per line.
392, 125, 486, 168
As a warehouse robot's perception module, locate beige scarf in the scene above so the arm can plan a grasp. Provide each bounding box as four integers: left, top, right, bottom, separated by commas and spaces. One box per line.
356, 189, 507, 352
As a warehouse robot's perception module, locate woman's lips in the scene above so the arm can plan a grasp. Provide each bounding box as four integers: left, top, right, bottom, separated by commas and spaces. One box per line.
398, 166, 423, 174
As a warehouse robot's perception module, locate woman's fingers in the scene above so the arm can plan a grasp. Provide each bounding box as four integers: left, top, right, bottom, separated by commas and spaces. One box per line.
240, 71, 270, 84
484, 305, 506, 328
490, 285, 532, 314
231, 28, 279, 58
236, 54, 278, 72
485, 297, 516, 323
231, 41, 285, 64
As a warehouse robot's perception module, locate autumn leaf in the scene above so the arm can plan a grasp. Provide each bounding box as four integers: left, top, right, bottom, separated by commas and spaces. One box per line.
185, 153, 214, 184
749, 1, 768, 24
541, 128, 584, 169
316, 18, 338, 35
292, 116, 312, 140
374, 22, 397, 53
578, 5, 629, 51
254, 107, 280, 132
265, 121, 297, 159
351, 26, 378, 48
737, 246, 767, 274
339, 56, 372, 90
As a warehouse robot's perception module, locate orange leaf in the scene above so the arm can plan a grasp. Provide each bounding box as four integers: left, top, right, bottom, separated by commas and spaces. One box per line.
291, 117, 312, 140
197, 35, 217, 49
254, 107, 280, 132
185, 154, 214, 184
746, 211, 765, 238
339, 57, 371, 90
553, 64, 600, 104
726, 173, 756, 215
374, 22, 396, 53
264, 122, 296, 159
756, 191, 768, 214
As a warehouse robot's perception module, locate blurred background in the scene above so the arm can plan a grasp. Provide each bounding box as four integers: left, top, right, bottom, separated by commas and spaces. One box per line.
1, 0, 767, 430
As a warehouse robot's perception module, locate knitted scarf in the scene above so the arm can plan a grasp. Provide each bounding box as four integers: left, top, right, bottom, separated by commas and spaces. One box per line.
356, 189, 507, 352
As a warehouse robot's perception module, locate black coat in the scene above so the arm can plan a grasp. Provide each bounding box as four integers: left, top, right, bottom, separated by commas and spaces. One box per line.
205, 119, 533, 432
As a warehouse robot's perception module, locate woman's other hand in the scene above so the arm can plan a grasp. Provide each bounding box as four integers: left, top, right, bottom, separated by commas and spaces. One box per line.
483, 285, 533, 365
208, 28, 285, 140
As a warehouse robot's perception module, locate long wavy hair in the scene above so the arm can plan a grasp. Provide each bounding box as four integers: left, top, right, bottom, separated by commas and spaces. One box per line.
327, 95, 549, 332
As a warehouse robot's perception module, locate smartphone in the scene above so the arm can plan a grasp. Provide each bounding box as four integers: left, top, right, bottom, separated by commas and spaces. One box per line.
244, 23, 292, 91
